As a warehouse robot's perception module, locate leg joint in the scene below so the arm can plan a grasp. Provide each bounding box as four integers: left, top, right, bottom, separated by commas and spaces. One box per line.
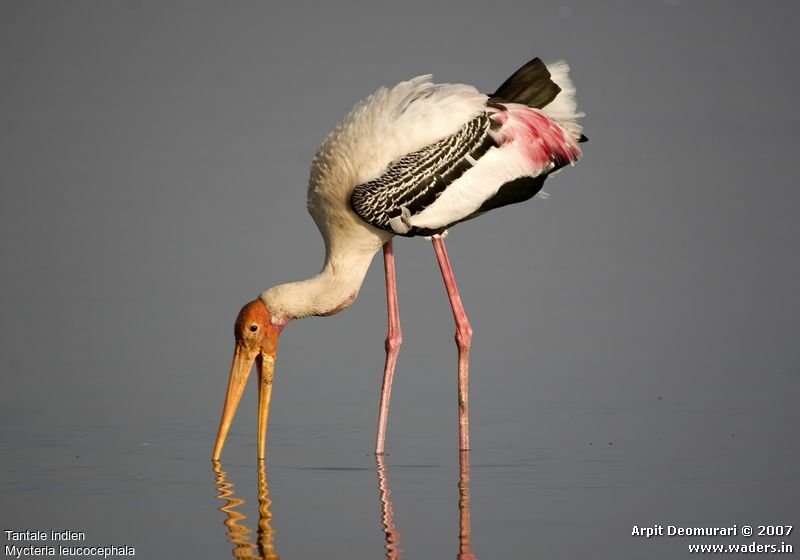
385, 330, 403, 353
455, 321, 472, 349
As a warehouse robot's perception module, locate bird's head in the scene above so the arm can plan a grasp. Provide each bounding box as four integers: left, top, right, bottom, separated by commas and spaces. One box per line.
212, 299, 289, 460
233, 298, 279, 356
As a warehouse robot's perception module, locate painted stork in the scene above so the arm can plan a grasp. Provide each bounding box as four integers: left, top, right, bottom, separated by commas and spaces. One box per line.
212, 57, 585, 460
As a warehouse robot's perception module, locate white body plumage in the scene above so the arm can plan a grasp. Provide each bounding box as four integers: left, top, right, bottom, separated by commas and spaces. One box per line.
262, 61, 583, 320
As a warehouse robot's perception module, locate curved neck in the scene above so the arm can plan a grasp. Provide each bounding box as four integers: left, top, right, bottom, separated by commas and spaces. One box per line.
260, 245, 379, 320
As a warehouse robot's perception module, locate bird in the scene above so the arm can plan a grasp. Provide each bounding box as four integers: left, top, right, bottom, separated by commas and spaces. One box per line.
212, 57, 586, 460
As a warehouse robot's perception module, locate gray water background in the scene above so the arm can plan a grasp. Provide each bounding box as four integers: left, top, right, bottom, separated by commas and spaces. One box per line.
1, 1, 798, 558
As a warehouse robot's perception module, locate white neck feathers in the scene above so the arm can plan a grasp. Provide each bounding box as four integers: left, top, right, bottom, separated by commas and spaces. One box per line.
260, 244, 378, 320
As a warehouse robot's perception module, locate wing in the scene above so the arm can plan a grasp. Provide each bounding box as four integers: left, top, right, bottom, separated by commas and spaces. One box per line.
350, 113, 499, 236
347, 58, 585, 238
350, 103, 581, 237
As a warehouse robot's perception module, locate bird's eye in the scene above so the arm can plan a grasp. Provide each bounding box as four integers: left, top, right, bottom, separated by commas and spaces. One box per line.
249, 325, 258, 332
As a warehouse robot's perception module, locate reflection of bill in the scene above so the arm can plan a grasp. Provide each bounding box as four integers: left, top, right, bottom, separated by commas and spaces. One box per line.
375, 452, 476, 559
212, 460, 280, 560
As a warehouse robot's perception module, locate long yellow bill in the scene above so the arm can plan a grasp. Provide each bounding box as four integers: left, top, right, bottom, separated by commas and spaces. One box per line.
213, 345, 277, 460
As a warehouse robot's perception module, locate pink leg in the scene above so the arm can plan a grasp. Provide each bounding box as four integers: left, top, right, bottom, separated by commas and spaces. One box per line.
376, 239, 403, 454
432, 236, 473, 451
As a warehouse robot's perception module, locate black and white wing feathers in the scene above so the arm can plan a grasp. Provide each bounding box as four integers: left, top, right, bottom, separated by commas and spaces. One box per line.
348, 57, 585, 237
350, 113, 498, 237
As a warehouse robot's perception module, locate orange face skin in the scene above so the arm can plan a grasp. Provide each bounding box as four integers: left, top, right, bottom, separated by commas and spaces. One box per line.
234, 299, 282, 357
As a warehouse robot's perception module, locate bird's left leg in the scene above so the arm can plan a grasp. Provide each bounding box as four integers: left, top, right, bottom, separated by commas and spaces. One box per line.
375, 239, 403, 454
431, 236, 472, 451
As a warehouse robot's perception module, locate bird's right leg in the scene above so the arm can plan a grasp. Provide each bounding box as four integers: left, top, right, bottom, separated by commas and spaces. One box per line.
376, 239, 403, 454
432, 235, 472, 451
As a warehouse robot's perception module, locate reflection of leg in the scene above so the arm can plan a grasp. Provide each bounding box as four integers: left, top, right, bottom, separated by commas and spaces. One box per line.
376, 455, 403, 559
256, 459, 280, 559
458, 451, 475, 560
432, 236, 473, 450
376, 239, 403, 454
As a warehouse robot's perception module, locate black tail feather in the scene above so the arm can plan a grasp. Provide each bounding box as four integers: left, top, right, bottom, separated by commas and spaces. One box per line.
491, 57, 561, 109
